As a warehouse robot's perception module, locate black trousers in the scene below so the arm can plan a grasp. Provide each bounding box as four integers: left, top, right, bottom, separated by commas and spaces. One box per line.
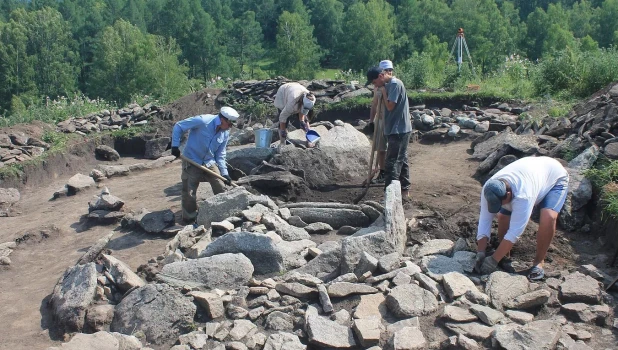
385, 132, 411, 191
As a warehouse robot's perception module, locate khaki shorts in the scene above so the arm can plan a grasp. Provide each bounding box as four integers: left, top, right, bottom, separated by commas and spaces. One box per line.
375, 117, 387, 152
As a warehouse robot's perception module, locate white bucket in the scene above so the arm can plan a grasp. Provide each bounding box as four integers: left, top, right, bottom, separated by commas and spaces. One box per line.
254, 128, 273, 148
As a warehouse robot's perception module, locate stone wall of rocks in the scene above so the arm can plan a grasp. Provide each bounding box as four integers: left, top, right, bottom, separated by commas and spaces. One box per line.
0, 132, 51, 168
218, 78, 372, 106
56, 103, 162, 135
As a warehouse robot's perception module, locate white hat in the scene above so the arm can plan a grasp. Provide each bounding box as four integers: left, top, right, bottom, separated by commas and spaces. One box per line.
379, 60, 394, 70
220, 106, 239, 122
301, 94, 315, 115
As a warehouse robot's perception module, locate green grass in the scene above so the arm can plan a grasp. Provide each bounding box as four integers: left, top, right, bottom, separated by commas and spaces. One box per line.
584, 159, 618, 219
0, 94, 117, 128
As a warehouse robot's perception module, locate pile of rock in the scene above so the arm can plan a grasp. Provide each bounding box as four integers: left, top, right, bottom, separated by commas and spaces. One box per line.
0, 132, 50, 167
467, 87, 618, 231
56, 103, 161, 135
49, 181, 617, 349
218, 79, 371, 106
410, 102, 528, 142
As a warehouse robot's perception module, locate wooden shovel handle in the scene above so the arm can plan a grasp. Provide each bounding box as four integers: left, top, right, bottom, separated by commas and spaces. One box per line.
180, 155, 239, 187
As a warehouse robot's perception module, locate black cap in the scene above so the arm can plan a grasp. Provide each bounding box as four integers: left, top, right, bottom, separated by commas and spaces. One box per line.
365, 66, 384, 86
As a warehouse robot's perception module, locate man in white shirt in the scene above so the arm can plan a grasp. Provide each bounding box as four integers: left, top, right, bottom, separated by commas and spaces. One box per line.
475, 156, 569, 280
273, 82, 316, 147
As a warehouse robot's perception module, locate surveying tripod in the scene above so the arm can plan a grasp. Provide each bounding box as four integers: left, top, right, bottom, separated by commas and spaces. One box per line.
448, 28, 476, 76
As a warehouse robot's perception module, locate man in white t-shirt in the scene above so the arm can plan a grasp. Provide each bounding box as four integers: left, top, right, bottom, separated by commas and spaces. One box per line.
273, 82, 316, 147
475, 156, 569, 280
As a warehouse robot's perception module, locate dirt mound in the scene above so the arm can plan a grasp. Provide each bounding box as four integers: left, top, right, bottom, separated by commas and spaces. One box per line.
159, 88, 222, 124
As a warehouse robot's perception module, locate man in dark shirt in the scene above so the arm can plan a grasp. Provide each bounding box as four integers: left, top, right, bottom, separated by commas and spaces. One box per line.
366, 66, 412, 197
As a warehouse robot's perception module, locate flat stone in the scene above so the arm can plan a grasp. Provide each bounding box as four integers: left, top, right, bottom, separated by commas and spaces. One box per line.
353, 318, 382, 347
492, 320, 561, 350
304, 222, 333, 234
139, 209, 175, 233
306, 314, 357, 348
505, 310, 534, 324
378, 252, 401, 273
391, 326, 426, 350
392, 272, 412, 286
263, 332, 306, 350
288, 216, 308, 227
465, 289, 490, 306
413, 272, 441, 297
386, 318, 420, 338
44, 331, 142, 350
275, 283, 317, 299
189, 291, 225, 319
158, 253, 253, 289
421, 255, 464, 281
559, 272, 601, 304
101, 254, 144, 293
486, 271, 529, 310
67, 173, 95, 194
261, 212, 311, 241
196, 187, 254, 228
229, 319, 257, 341
354, 293, 388, 319
289, 207, 370, 229
178, 331, 208, 349
560, 303, 611, 324
470, 304, 505, 326
413, 239, 454, 258
443, 305, 478, 322
444, 322, 494, 341
212, 220, 235, 232
442, 272, 478, 299
327, 282, 378, 297
354, 251, 379, 276
504, 289, 551, 309
331, 309, 351, 326
386, 284, 438, 317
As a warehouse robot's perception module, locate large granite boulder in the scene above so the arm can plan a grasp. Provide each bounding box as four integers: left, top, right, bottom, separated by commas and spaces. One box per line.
111, 284, 196, 346
227, 147, 275, 175
158, 253, 254, 289
200, 232, 315, 274
472, 129, 539, 160
273, 124, 371, 187
196, 187, 255, 228
49, 263, 98, 332
492, 320, 561, 350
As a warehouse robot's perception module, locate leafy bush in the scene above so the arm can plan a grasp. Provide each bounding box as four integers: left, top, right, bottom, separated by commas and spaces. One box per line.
584, 159, 618, 219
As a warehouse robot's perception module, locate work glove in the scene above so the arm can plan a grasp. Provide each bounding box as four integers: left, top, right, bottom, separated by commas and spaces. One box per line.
365, 122, 375, 135
171, 146, 180, 158
480, 255, 499, 275
300, 121, 310, 133
223, 174, 233, 186
473, 251, 486, 274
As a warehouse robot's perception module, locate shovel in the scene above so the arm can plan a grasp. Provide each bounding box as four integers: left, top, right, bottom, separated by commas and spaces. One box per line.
180, 155, 239, 188
353, 100, 382, 204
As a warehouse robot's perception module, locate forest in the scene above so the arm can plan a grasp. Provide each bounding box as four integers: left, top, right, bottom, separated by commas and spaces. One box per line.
2, 0, 618, 120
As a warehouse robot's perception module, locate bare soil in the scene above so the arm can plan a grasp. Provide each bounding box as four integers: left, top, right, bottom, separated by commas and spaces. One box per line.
0, 139, 617, 349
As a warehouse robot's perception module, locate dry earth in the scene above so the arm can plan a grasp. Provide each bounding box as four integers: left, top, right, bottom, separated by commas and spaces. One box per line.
0, 139, 616, 349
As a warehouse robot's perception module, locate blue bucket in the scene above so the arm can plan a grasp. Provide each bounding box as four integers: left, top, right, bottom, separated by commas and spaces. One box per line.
306, 130, 321, 144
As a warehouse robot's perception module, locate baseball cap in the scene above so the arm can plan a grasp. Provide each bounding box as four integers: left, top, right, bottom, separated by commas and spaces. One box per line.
365, 66, 384, 86
301, 94, 315, 115
483, 179, 507, 214
379, 60, 394, 70
220, 106, 239, 124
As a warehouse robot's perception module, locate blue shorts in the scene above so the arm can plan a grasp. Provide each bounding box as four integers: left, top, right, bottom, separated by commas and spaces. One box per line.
499, 177, 569, 215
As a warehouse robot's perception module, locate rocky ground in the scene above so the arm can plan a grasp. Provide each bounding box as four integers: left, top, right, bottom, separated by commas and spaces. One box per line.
1, 83, 618, 350
0, 136, 616, 349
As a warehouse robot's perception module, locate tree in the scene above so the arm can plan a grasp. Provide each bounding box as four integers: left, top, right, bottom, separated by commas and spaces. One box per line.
89, 19, 189, 103
0, 17, 36, 110
570, 0, 598, 39
307, 0, 344, 65
340, 0, 395, 70
275, 11, 320, 79
14, 7, 78, 99
597, 0, 618, 47
229, 11, 264, 75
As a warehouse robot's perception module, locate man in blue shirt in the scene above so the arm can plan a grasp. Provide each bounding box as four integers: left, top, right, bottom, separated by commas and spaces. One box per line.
171, 106, 240, 223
